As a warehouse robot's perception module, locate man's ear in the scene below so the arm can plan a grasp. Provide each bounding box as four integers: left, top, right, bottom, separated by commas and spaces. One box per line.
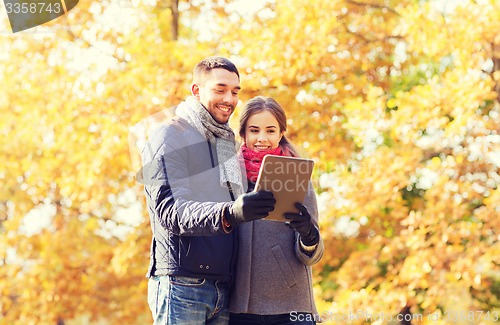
191, 84, 200, 100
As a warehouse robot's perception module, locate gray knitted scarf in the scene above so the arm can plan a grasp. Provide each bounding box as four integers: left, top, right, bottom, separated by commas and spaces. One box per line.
176, 96, 244, 198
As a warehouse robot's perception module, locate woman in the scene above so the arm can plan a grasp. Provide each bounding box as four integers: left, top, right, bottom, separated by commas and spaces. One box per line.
229, 96, 324, 325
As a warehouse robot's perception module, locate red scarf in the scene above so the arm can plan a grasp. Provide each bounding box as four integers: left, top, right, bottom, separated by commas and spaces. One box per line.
241, 144, 285, 182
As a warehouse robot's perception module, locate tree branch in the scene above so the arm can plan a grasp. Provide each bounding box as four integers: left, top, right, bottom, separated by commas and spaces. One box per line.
345, 0, 399, 15
64, 25, 128, 64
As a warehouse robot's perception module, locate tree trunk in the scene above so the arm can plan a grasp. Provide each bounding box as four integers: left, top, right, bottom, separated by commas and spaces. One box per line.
170, 0, 179, 41
399, 304, 412, 325
492, 39, 500, 102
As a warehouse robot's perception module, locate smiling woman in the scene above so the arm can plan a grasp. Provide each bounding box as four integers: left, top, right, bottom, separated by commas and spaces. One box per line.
245, 110, 283, 151
239, 96, 299, 158
231, 96, 323, 325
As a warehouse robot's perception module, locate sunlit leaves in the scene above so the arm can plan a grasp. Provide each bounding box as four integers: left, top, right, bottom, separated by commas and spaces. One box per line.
1, 0, 499, 324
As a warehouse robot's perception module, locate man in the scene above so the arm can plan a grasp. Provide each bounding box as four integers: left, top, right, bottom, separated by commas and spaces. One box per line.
141, 56, 276, 324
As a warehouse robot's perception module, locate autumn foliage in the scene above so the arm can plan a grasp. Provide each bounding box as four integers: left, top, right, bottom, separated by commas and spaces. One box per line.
1, 0, 499, 324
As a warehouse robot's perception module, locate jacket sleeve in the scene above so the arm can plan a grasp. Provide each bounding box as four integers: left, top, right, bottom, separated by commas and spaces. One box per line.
294, 182, 324, 265
141, 124, 231, 236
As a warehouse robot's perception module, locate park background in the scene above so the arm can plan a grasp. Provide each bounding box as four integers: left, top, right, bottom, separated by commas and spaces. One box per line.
1, 0, 499, 324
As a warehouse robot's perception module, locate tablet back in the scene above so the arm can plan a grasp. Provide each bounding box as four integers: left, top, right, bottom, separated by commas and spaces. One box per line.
254, 155, 314, 221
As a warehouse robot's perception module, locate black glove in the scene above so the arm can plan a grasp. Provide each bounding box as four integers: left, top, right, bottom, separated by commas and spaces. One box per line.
284, 202, 319, 246
224, 191, 276, 227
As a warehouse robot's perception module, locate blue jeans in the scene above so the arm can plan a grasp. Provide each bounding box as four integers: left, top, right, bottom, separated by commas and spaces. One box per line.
229, 313, 316, 325
148, 275, 230, 325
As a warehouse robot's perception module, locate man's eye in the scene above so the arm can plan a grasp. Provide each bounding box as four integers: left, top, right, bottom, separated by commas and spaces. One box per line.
215, 89, 224, 93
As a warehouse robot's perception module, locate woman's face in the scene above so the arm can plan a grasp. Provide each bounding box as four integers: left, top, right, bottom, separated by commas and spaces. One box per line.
244, 110, 284, 152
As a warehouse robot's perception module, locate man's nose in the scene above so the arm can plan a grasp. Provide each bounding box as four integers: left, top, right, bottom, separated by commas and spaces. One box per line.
223, 91, 233, 103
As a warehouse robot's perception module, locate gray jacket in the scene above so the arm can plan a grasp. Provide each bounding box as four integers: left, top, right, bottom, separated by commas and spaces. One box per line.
141, 116, 237, 281
229, 184, 323, 315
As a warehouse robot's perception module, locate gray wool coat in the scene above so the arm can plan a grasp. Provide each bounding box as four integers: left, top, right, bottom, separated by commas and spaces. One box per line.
229, 183, 324, 315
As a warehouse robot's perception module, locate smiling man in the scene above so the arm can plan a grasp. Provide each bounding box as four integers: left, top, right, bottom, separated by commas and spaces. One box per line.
142, 56, 276, 325
192, 64, 241, 124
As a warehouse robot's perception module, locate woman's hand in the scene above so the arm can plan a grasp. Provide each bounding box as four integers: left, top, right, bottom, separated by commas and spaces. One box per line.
284, 202, 319, 246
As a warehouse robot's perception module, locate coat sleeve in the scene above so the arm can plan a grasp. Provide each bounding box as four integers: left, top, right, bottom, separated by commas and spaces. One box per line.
141, 124, 231, 236
294, 182, 324, 265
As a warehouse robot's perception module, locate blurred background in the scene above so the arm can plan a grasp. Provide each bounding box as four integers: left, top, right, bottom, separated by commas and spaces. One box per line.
0, 0, 499, 324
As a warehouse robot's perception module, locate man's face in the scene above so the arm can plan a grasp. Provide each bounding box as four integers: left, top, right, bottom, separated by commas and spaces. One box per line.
192, 68, 241, 124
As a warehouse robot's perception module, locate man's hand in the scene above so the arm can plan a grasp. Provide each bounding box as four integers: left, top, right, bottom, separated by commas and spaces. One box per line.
284, 202, 319, 246
225, 191, 276, 227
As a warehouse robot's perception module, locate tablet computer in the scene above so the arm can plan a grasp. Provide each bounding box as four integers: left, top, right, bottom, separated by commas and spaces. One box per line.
254, 155, 315, 222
